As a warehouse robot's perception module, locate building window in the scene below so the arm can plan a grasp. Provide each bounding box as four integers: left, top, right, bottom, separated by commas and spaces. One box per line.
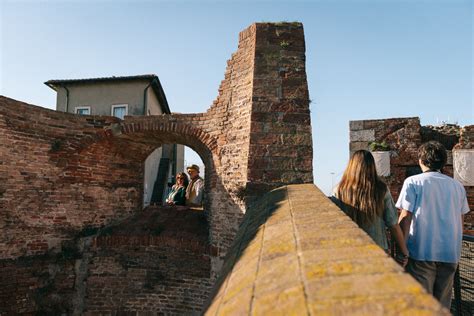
75, 106, 91, 115
111, 104, 128, 119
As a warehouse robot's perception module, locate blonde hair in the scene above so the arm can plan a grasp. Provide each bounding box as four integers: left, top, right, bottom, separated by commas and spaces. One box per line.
337, 150, 387, 227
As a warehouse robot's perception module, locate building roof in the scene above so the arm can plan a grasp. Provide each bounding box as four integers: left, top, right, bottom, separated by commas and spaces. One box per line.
44, 74, 170, 114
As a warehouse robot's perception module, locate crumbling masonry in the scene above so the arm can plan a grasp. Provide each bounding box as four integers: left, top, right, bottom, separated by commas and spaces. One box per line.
0, 23, 312, 314
0, 22, 461, 315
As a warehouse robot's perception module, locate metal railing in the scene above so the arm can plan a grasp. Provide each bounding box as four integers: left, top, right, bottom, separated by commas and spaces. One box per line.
388, 232, 473, 315
451, 234, 474, 316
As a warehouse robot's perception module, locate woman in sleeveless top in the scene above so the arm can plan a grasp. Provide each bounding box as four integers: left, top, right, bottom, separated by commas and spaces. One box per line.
331, 150, 409, 266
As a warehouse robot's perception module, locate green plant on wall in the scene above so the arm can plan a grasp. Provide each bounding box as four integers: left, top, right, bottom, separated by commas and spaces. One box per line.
369, 141, 390, 152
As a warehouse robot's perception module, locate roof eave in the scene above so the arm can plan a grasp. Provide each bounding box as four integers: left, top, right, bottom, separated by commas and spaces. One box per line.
44, 75, 171, 114
150, 77, 171, 114
44, 81, 59, 91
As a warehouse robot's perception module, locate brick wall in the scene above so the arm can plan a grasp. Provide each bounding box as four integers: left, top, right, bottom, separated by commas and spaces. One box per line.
0, 22, 313, 313
0, 22, 312, 260
0, 99, 145, 259
83, 206, 213, 314
0, 206, 214, 314
349, 118, 473, 231
0, 255, 76, 314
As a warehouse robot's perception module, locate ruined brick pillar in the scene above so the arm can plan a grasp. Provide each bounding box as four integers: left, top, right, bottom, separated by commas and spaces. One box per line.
246, 23, 313, 203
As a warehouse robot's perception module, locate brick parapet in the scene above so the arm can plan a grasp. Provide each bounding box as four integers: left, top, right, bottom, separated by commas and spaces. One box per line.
204, 184, 448, 315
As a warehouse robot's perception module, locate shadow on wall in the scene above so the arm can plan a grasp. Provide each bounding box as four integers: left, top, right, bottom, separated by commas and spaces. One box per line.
0, 186, 244, 314
0, 97, 248, 313
203, 187, 286, 309
75, 128, 246, 274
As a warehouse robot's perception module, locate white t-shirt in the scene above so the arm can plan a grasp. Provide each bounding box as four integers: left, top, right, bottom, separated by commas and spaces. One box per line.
186, 177, 204, 206
396, 171, 470, 263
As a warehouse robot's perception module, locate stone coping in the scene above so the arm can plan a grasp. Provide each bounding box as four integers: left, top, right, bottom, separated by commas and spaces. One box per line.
204, 184, 448, 315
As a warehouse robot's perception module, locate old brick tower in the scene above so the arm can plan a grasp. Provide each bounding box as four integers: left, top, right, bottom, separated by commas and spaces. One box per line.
0, 22, 313, 314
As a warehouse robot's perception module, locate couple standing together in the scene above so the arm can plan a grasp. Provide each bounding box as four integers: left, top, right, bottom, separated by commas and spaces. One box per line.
332, 141, 470, 309
166, 164, 204, 207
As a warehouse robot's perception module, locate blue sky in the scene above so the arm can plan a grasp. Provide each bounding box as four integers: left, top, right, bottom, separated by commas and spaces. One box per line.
1, 0, 472, 194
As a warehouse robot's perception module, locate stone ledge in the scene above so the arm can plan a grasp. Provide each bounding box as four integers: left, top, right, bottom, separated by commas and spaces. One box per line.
204, 184, 448, 315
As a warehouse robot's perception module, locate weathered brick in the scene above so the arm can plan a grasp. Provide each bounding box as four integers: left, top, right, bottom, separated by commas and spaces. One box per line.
350, 129, 375, 142
0, 22, 313, 314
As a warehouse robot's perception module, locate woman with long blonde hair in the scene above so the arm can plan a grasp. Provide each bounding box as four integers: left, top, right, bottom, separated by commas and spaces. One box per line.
331, 150, 408, 265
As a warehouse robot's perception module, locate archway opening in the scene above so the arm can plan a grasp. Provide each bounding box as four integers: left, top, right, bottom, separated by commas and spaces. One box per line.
143, 144, 206, 209
162, 145, 206, 208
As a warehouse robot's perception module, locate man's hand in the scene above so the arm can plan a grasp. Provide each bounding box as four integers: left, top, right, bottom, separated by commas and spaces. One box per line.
395, 252, 408, 268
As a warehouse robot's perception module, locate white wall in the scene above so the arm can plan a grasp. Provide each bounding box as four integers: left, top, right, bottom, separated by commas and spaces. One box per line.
146, 87, 163, 115
176, 144, 185, 173
143, 147, 162, 207
57, 80, 149, 116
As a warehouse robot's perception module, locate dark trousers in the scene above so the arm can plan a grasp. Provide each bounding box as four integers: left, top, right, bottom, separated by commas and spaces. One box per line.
406, 258, 458, 309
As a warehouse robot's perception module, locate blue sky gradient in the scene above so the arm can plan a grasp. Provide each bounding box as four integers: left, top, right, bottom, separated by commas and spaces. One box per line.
1, 0, 472, 194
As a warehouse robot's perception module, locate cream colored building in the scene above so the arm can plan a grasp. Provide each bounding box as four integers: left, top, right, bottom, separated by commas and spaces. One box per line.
45, 74, 184, 206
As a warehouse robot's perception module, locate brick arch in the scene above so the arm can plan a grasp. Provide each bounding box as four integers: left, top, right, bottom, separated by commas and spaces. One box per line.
117, 117, 221, 191
53, 115, 228, 258
110, 116, 233, 261
53, 116, 221, 198
49, 115, 220, 183
118, 118, 219, 164
117, 118, 222, 207
118, 117, 220, 157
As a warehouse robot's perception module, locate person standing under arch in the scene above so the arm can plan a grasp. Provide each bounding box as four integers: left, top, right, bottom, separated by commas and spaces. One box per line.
185, 164, 204, 207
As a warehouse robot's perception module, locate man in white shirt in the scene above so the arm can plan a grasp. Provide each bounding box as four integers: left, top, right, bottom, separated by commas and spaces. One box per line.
185, 164, 204, 207
397, 141, 470, 309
